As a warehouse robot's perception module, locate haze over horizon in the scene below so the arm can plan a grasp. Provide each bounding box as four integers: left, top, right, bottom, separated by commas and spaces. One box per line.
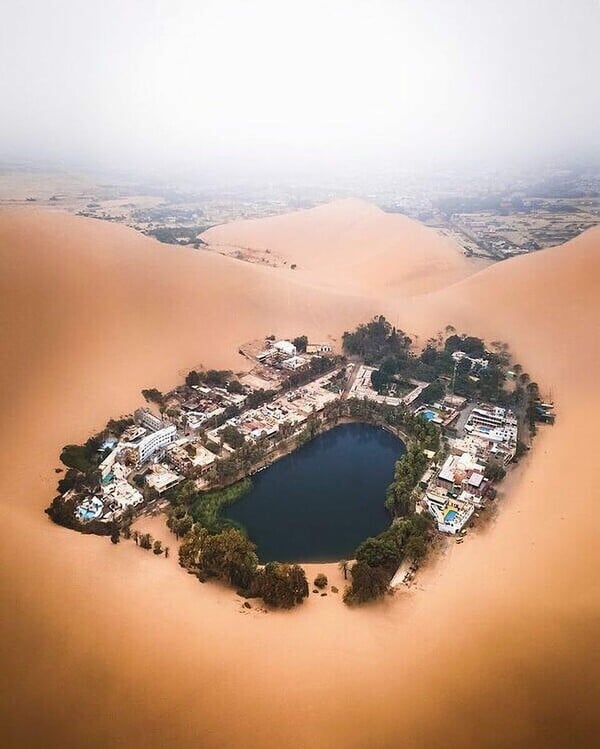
2, 0, 599, 179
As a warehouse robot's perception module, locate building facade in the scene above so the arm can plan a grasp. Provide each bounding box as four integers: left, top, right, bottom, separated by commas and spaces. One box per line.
137, 425, 177, 464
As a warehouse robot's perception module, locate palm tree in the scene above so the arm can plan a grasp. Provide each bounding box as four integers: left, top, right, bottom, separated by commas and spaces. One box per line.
164, 547, 170, 559
339, 560, 348, 580
132, 530, 139, 546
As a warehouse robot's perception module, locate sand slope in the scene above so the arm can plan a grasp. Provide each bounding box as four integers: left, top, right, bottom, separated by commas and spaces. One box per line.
202, 198, 487, 294
0, 206, 599, 748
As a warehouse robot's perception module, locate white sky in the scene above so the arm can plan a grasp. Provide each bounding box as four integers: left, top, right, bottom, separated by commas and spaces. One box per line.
1, 0, 599, 176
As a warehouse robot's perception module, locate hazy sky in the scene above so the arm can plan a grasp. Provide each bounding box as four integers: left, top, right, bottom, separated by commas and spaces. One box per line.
1, 0, 599, 176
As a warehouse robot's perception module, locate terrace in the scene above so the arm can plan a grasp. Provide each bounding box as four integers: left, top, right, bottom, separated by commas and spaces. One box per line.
145, 465, 184, 495
435, 452, 489, 496
414, 401, 460, 427
460, 403, 518, 462
423, 489, 474, 534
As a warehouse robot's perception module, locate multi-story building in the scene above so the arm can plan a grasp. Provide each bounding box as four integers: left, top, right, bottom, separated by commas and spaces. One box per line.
424, 490, 475, 534
464, 405, 518, 460
434, 452, 490, 499
166, 443, 192, 473
271, 340, 297, 357
137, 425, 177, 464
468, 405, 508, 429
145, 465, 183, 494
134, 407, 164, 432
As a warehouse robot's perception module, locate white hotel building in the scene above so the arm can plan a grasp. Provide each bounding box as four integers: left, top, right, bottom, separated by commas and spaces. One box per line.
137, 425, 177, 464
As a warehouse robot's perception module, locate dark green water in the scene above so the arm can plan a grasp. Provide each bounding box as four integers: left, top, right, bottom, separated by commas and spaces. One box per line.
224, 423, 405, 563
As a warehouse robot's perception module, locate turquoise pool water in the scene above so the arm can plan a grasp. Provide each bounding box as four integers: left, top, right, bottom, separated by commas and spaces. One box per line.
423, 410, 437, 421
77, 507, 101, 521
444, 509, 458, 523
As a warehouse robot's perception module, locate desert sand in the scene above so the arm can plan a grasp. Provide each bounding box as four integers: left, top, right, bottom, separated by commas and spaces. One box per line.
201, 198, 490, 294
1, 203, 599, 748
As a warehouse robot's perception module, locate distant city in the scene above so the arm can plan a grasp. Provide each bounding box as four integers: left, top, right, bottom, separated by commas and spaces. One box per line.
1, 161, 599, 261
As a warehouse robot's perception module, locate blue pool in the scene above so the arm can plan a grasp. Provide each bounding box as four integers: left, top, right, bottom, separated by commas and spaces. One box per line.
77, 508, 100, 521
444, 510, 458, 523
422, 410, 437, 421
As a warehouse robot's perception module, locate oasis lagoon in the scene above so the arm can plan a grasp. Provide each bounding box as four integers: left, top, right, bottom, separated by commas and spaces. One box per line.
224, 423, 405, 563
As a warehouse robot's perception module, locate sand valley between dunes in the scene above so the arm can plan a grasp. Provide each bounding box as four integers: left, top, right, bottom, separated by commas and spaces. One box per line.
1, 201, 599, 748
201, 198, 491, 294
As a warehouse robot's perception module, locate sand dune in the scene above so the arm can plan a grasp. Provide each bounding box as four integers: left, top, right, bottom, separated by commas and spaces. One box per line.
202, 198, 488, 294
1, 205, 599, 748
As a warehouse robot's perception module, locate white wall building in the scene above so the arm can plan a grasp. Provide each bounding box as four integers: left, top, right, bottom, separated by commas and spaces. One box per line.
424, 490, 475, 534
272, 340, 297, 357
281, 355, 307, 370
464, 406, 518, 455
102, 478, 143, 512
98, 447, 120, 480
145, 465, 183, 494
134, 407, 163, 432
137, 425, 177, 464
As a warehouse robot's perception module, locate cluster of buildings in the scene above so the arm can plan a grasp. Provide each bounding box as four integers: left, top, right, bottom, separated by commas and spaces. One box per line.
206, 374, 340, 445
419, 403, 519, 535
255, 339, 308, 371
66, 326, 524, 542
449, 203, 600, 260
168, 386, 248, 435
72, 418, 182, 523
335, 350, 521, 538
69, 402, 227, 524
67, 337, 340, 525
252, 339, 334, 373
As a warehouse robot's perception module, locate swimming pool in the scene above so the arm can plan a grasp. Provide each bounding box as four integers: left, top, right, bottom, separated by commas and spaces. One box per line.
77, 508, 101, 521
422, 410, 437, 421
444, 509, 458, 523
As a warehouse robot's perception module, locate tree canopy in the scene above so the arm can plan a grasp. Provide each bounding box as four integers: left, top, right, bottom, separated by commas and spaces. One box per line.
141, 388, 163, 406
201, 528, 258, 589
253, 562, 309, 608
343, 562, 389, 604
292, 335, 308, 353
222, 424, 245, 449
444, 334, 486, 358
345, 515, 433, 605
342, 316, 411, 365
59, 436, 101, 473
